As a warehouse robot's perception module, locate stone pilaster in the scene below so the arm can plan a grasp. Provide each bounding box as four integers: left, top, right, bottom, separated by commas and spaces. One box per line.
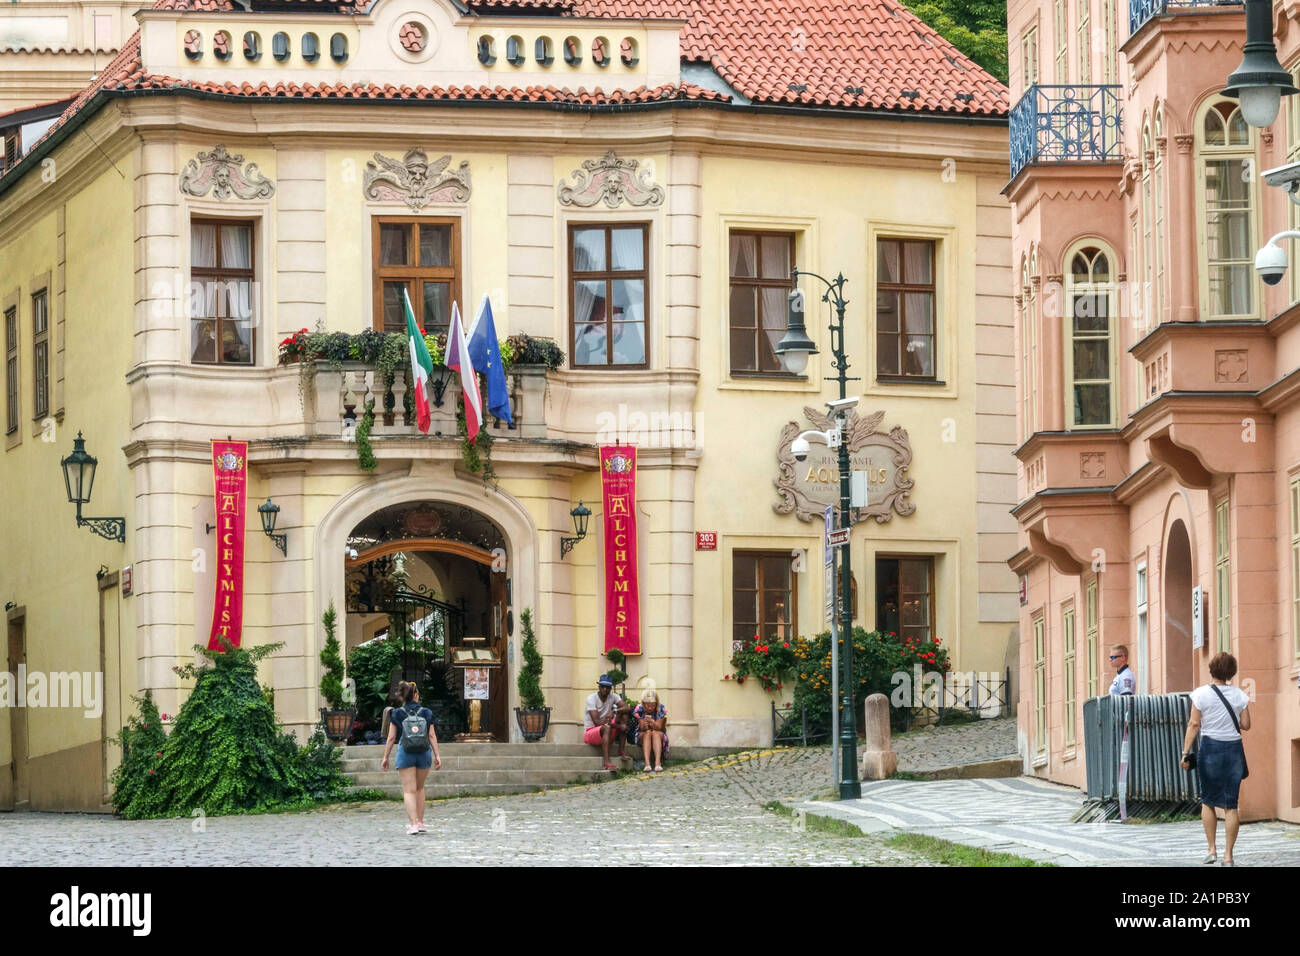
506, 155, 555, 339
275, 149, 327, 336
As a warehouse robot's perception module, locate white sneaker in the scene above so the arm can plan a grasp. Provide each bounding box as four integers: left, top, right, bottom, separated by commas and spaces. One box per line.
406, 824, 420, 835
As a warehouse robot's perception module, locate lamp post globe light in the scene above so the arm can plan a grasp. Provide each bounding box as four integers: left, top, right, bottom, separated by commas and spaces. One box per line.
775, 267, 863, 801
60, 431, 126, 543
257, 497, 288, 556
1222, 0, 1298, 127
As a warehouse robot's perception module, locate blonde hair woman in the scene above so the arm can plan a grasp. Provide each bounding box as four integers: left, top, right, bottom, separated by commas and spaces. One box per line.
631, 689, 668, 772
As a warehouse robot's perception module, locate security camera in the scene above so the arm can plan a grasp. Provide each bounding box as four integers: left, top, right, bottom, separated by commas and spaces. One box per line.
346, 547, 359, 561
1264, 162, 1300, 206
826, 396, 859, 412
791, 436, 811, 462
1256, 241, 1288, 286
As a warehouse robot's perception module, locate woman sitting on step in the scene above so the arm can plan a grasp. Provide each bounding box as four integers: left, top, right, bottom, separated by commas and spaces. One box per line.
630, 689, 669, 773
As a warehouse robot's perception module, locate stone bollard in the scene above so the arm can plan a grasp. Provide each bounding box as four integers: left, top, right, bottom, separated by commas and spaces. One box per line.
859, 693, 898, 781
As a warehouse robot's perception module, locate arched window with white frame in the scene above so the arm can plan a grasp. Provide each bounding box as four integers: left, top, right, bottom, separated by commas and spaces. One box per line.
1065, 242, 1117, 428
1198, 99, 1258, 319
1022, 248, 1040, 438
1153, 106, 1166, 325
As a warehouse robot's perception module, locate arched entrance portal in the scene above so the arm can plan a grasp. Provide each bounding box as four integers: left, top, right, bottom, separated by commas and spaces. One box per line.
344, 501, 510, 742
1164, 519, 1194, 692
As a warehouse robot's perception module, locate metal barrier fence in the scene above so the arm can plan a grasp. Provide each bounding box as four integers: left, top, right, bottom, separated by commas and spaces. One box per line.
772, 700, 827, 746
1082, 693, 1200, 803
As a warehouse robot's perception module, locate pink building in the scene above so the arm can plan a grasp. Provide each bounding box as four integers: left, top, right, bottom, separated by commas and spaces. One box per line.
1007, 0, 1300, 821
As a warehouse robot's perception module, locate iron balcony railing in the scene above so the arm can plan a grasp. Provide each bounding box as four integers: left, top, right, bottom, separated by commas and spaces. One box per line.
1130, 0, 1243, 38
1009, 84, 1124, 181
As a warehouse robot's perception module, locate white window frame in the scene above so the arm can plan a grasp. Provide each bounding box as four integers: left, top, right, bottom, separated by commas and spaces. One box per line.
1197, 100, 1259, 320
1076, 0, 1091, 86
1064, 241, 1118, 429
1033, 614, 1047, 758
1063, 604, 1077, 748
1085, 578, 1099, 698
1136, 561, 1149, 694
1216, 498, 1231, 653
1054, 0, 1069, 84
1291, 476, 1300, 659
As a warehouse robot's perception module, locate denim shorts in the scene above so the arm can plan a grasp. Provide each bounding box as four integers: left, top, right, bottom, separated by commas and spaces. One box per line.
395, 747, 433, 771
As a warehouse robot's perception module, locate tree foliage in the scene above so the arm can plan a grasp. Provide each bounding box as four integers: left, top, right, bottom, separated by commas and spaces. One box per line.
516, 608, 546, 710
904, 0, 1008, 85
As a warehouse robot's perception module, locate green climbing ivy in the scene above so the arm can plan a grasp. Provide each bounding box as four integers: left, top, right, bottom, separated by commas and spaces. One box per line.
356, 399, 376, 472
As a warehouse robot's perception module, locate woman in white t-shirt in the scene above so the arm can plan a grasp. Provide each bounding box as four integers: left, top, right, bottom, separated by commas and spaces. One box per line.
1180, 653, 1251, 866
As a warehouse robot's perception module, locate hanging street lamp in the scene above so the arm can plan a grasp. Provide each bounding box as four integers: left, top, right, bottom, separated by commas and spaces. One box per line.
560, 501, 592, 558
59, 431, 125, 543
257, 497, 288, 556
1222, 0, 1298, 127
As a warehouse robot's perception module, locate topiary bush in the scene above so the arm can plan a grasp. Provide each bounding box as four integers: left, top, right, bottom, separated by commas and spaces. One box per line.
112, 640, 346, 819
319, 601, 346, 710
516, 608, 545, 710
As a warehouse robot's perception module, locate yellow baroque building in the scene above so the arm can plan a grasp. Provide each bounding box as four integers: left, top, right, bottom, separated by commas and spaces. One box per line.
0, 0, 1018, 810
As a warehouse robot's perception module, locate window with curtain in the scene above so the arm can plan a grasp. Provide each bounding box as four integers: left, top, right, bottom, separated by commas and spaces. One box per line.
570, 223, 648, 368
1063, 605, 1076, 747
372, 217, 460, 336
1076, 0, 1090, 85
875, 556, 934, 642
191, 220, 255, 365
32, 290, 48, 420
1216, 499, 1231, 652
1065, 244, 1115, 427
732, 551, 796, 647
4, 306, 17, 434
1033, 616, 1046, 755
877, 238, 936, 380
728, 231, 794, 375
1200, 101, 1256, 318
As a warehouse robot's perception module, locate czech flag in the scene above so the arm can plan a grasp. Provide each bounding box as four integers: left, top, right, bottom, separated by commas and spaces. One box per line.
445, 301, 482, 442
403, 287, 434, 434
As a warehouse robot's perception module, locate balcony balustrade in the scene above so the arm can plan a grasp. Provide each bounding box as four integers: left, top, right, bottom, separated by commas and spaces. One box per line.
1009, 84, 1124, 181
304, 360, 549, 442
1129, 0, 1243, 39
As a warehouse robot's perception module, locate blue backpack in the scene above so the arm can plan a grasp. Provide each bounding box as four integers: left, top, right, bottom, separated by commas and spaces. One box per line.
399, 706, 430, 754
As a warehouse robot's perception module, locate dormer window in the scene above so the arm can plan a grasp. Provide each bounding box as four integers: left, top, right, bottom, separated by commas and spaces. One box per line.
535, 36, 554, 66
563, 36, 581, 66
243, 32, 261, 61
477, 35, 497, 66
272, 32, 290, 62
330, 33, 348, 63
302, 33, 320, 63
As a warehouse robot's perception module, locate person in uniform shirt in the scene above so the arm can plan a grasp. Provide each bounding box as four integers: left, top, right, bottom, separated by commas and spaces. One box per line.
1108, 644, 1136, 695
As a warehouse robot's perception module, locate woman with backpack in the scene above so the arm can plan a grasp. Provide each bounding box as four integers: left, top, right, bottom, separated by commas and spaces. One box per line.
1181, 652, 1251, 866
381, 681, 442, 834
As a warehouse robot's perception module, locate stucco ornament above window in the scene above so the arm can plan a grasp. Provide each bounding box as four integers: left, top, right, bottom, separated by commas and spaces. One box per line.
773, 407, 916, 523
179, 145, 275, 201
556, 151, 664, 208
363, 148, 472, 211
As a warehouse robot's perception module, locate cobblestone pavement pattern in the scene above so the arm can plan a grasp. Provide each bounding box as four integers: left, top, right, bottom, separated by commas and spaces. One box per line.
802, 777, 1300, 866
891, 716, 1018, 771
0, 748, 926, 866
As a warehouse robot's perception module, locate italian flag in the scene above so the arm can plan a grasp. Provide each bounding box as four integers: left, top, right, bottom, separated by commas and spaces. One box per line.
446, 301, 482, 443
403, 288, 434, 434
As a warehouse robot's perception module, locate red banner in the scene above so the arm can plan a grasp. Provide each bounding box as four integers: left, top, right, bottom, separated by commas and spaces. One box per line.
601, 446, 641, 655
207, 441, 248, 650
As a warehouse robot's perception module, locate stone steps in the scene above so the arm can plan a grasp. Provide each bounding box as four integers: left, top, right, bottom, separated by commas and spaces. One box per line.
345, 768, 611, 788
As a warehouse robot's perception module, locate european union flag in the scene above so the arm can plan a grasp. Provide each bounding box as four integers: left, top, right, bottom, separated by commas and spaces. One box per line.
467, 294, 513, 427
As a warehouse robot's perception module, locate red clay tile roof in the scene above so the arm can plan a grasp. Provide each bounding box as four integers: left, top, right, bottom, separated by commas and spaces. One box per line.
2, 0, 1007, 189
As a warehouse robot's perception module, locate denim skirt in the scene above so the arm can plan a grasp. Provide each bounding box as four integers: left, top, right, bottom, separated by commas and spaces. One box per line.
1198, 735, 1246, 810
395, 747, 433, 771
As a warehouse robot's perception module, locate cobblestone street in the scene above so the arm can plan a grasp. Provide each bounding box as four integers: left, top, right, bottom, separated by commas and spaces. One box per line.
0, 748, 926, 866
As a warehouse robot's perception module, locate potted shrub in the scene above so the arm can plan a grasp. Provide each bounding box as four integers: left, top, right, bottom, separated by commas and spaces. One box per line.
605, 648, 629, 698
513, 609, 551, 741
318, 601, 356, 742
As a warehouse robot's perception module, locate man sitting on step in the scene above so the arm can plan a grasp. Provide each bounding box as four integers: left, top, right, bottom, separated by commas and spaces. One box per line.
584, 673, 632, 771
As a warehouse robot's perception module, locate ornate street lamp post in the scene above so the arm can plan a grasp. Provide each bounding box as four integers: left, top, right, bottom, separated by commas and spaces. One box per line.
1222, 0, 1297, 127
775, 268, 862, 801
60, 431, 125, 543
